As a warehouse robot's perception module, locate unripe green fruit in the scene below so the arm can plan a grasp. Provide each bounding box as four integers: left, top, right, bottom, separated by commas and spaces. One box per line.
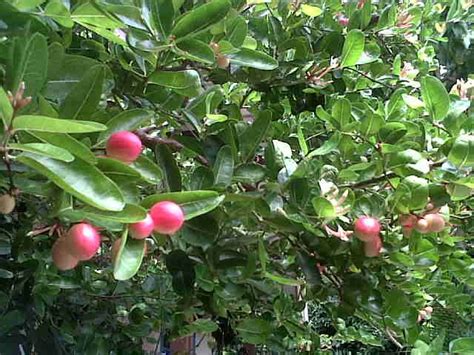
0, 194, 15, 214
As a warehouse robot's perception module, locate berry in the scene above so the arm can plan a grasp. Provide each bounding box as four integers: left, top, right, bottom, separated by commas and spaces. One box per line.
106, 131, 142, 163
338, 16, 349, 26
399, 214, 418, 228
150, 201, 185, 235
0, 194, 15, 214
424, 213, 445, 233
52, 239, 79, 271
65, 223, 101, 261
364, 235, 382, 257
217, 54, 230, 69
354, 216, 381, 241
415, 218, 430, 233
129, 213, 155, 239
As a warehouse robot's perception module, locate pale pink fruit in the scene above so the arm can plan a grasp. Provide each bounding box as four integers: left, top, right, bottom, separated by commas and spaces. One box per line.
106, 131, 142, 163
129, 213, 155, 239
364, 235, 382, 257
150, 201, 185, 235
52, 239, 79, 271
65, 223, 101, 261
415, 218, 430, 233
425, 213, 445, 233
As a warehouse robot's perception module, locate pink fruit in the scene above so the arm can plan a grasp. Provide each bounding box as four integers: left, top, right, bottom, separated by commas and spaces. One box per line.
52, 239, 79, 271
415, 218, 430, 233
65, 223, 101, 261
424, 213, 445, 233
150, 201, 185, 235
354, 216, 381, 241
129, 213, 155, 239
338, 16, 349, 26
364, 235, 382, 257
399, 214, 418, 228
106, 131, 142, 163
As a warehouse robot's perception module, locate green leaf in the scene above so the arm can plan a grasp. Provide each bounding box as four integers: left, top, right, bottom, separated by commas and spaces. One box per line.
228, 48, 278, 70
0, 310, 25, 336
307, 132, 341, 157
59, 65, 105, 120
45, 0, 73, 28
182, 319, 218, 336
8, 143, 74, 162
155, 145, 182, 192
264, 272, 302, 286
148, 70, 201, 97
98, 109, 153, 144
384, 290, 418, 328
226, 15, 248, 47
420, 75, 450, 121
312, 197, 336, 218
165, 250, 195, 296
340, 30, 365, 68
13, 116, 107, 133
235, 318, 272, 344
258, 237, 267, 273
142, 191, 224, 220
142, 0, 174, 38
296, 251, 321, 286
130, 155, 162, 184
379, 122, 407, 144
171, 0, 231, 39
448, 135, 474, 168
359, 114, 384, 136
393, 176, 429, 213
68, 204, 147, 223
332, 98, 352, 128
0, 87, 13, 126
114, 228, 146, 281
240, 110, 272, 162
8, 33, 48, 97
17, 154, 125, 211
176, 39, 215, 64
301, 4, 322, 17
32, 131, 97, 164
213, 145, 234, 188
449, 337, 474, 353
234, 163, 267, 184
181, 214, 218, 248
97, 157, 142, 180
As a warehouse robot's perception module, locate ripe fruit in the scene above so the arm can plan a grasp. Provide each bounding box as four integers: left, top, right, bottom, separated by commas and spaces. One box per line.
129, 213, 155, 239
106, 131, 142, 163
354, 216, 381, 241
150, 201, 185, 235
65, 223, 101, 261
399, 214, 418, 228
52, 239, 79, 271
217, 54, 230, 69
338, 16, 349, 26
364, 235, 382, 257
424, 213, 445, 233
415, 218, 430, 233
0, 194, 15, 214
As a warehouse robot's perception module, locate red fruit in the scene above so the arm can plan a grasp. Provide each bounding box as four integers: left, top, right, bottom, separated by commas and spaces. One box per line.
106, 131, 142, 163
65, 223, 101, 261
354, 216, 381, 241
415, 218, 430, 233
364, 235, 382, 257
399, 214, 418, 228
150, 201, 185, 235
424, 213, 445, 233
129, 213, 155, 239
52, 239, 79, 271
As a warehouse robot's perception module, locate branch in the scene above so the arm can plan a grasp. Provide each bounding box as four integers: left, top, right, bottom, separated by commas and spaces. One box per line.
344, 67, 395, 90
135, 128, 209, 166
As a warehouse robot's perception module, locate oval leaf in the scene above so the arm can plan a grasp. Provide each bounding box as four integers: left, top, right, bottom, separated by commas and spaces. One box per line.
340, 30, 365, 68
98, 109, 153, 144
420, 75, 450, 121
13, 116, 107, 133
114, 229, 146, 281
8, 143, 74, 162
228, 48, 278, 70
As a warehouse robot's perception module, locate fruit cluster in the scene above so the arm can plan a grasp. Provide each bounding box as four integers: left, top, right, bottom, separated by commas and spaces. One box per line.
399, 213, 446, 236
52, 131, 185, 271
354, 216, 382, 257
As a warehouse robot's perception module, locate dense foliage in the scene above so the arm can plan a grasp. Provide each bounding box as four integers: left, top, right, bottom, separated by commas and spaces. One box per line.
0, 0, 473, 353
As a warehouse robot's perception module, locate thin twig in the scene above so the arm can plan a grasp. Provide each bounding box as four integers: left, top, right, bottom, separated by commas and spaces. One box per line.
344, 67, 395, 90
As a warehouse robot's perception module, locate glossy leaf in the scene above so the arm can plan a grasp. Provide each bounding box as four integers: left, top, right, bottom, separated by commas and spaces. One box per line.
420, 75, 450, 121
98, 109, 153, 144
13, 116, 107, 133
0, 87, 13, 126
240, 110, 272, 162
228, 48, 278, 70
448, 135, 474, 168
59, 65, 105, 120
17, 154, 125, 211
234, 163, 267, 184
8, 143, 74, 162
176, 39, 215, 64
171, 0, 231, 39
130, 155, 162, 184
235, 318, 272, 344
213, 145, 234, 188
340, 30, 365, 68
181, 214, 218, 248
114, 228, 146, 281
142, 0, 174, 37
155, 145, 182, 191
148, 70, 201, 97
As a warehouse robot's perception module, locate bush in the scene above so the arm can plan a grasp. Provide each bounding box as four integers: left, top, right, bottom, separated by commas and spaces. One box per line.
0, 0, 472, 353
